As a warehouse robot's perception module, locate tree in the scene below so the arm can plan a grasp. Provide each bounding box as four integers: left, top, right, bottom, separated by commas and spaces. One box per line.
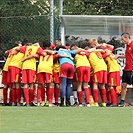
63, 0, 133, 15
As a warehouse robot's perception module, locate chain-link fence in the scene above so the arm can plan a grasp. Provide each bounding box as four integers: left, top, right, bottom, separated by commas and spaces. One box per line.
0, 0, 61, 58
0, 0, 133, 58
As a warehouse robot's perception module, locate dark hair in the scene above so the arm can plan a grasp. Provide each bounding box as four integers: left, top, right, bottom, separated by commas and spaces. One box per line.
42, 39, 51, 48
81, 41, 89, 49
56, 46, 66, 51
22, 39, 30, 46
70, 44, 76, 49
14, 41, 22, 46
121, 32, 130, 39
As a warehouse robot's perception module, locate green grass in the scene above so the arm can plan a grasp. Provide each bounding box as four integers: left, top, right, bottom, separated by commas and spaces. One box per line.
0, 106, 133, 133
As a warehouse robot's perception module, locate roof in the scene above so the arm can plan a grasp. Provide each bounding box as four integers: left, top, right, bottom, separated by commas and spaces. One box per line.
60, 15, 133, 35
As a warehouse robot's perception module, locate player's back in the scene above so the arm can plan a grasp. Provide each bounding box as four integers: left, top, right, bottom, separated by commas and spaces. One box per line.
22, 45, 39, 71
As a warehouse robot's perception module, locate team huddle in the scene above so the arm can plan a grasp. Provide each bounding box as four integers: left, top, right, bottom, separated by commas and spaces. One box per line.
1, 38, 121, 107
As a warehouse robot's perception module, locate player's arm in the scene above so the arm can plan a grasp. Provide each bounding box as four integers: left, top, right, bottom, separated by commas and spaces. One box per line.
106, 43, 114, 49
5, 49, 12, 54
56, 54, 74, 61
115, 55, 125, 59
32, 42, 40, 47
43, 49, 54, 55
40, 51, 47, 56
11, 46, 20, 55
86, 48, 104, 53
21, 54, 38, 62
75, 48, 85, 54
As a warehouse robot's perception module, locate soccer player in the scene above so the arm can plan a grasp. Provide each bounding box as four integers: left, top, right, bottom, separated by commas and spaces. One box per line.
71, 64, 78, 106
117, 32, 133, 107
36, 40, 56, 107
22, 40, 73, 107
70, 44, 91, 107
53, 59, 60, 106
84, 38, 107, 107
7, 41, 24, 106
56, 46, 83, 107
2, 48, 13, 106
101, 43, 120, 107
13, 42, 44, 106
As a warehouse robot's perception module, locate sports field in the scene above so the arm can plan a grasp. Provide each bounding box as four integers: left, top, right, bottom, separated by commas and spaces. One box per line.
0, 106, 133, 133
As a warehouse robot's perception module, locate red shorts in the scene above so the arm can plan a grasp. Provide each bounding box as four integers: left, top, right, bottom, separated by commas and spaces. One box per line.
107, 71, 120, 86
93, 70, 107, 84
53, 71, 60, 84
37, 72, 53, 84
7, 66, 21, 83
22, 69, 36, 84
59, 63, 74, 79
2, 71, 8, 85
76, 66, 90, 82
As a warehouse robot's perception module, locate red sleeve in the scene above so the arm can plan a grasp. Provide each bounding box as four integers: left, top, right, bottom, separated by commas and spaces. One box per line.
50, 44, 56, 50
65, 46, 70, 50
20, 46, 26, 53
7, 49, 12, 54
53, 54, 57, 60
102, 52, 107, 59
36, 54, 40, 60
107, 47, 113, 52
85, 51, 90, 58
36, 47, 43, 55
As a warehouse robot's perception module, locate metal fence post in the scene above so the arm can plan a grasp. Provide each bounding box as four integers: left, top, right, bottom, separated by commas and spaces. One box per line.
50, 0, 54, 44
59, 0, 63, 40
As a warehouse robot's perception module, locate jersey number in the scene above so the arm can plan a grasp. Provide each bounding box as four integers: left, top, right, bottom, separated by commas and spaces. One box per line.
42, 55, 51, 61
26, 48, 32, 57
96, 52, 102, 59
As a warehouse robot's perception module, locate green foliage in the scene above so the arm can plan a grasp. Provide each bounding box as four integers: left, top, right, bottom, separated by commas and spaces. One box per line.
0, 0, 51, 56
0, 0, 133, 57
63, 0, 133, 15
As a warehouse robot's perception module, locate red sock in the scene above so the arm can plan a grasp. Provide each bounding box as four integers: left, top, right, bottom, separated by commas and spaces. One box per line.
37, 87, 41, 103
100, 89, 106, 103
29, 89, 34, 104
106, 90, 111, 103
54, 88, 59, 103
48, 88, 53, 104
23, 88, 29, 104
16, 88, 21, 104
9, 89, 13, 103
3, 88, 8, 104
12, 88, 16, 104
46, 88, 49, 102
92, 89, 98, 103
41, 88, 45, 102
84, 88, 90, 104
77, 91, 82, 104
110, 88, 117, 104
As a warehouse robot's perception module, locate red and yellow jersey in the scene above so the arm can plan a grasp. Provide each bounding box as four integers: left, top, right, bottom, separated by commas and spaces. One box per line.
88, 52, 107, 73
101, 43, 113, 59
104, 55, 120, 73
101, 43, 113, 51
20, 45, 42, 71
53, 61, 60, 73
8, 47, 24, 69
100, 43, 119, 73
3, 49, 13, 71
37, 54, 56, 74
74, 53, 90, 68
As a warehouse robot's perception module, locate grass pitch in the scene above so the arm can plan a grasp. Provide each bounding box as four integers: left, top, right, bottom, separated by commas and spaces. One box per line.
0, 106, 133, 133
